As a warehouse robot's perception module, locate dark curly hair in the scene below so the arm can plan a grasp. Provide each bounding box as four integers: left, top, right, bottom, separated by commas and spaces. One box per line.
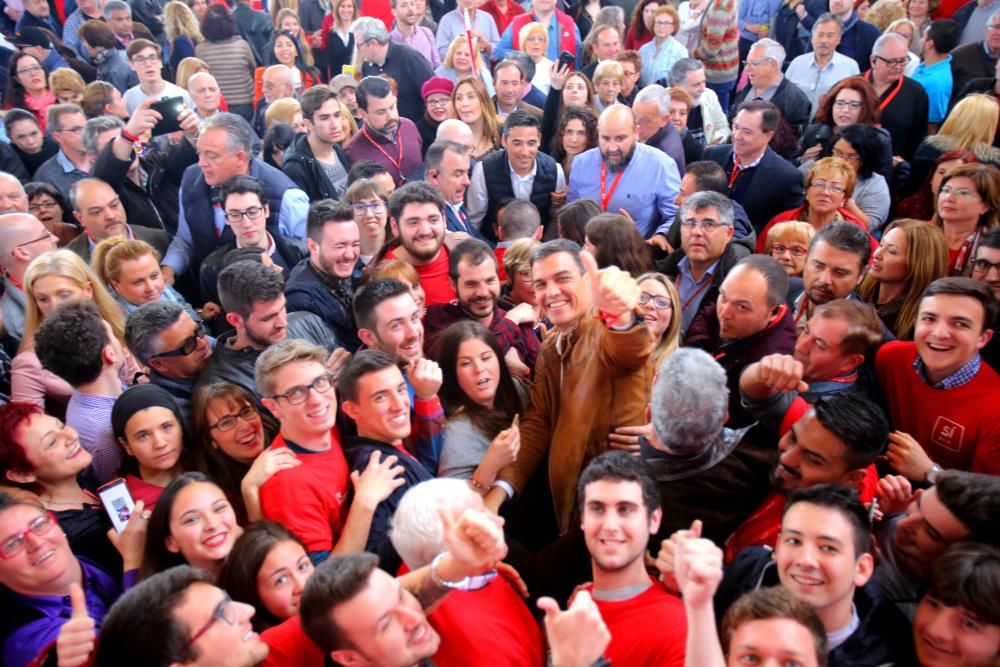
201, 4, 237, 41
35, 300, 110, 387
5, 53, 48, 111
551, 104, 598, 165
814, 76, 881, 127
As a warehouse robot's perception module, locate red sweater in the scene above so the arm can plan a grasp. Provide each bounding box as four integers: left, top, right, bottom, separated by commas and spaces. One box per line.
385, 246, 457, 307
261, 616, 324, 667
429, 577, 545, 667
583, 579, 686, 667
875, 341, 1000, 474
757, 207, 877, 254
258, 430, 350, 554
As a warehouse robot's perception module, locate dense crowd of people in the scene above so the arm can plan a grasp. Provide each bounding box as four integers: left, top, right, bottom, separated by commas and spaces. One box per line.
0, 0, 998, 663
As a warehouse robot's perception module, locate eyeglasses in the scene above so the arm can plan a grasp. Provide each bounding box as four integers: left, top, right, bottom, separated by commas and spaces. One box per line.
152, 326, 206, 359
180, 592, 237, 653
743, 58, 771, 68
425, 97, 450, 108
680, 218, 730, 231
351, 201, 386, 216
131, 54, 161, 65
269, 372, 335, 404
833, 99, 863, 110
654, 19, 675, 26
208, 405, 260, 432
639, 292, 673, 310
771, 244, 808, 257
874, 55, 908, 67
939, 184, 980, 199
54, 126, 84, 135
973, 258, 1000, 274
16, 64, 44, 75
832, 148, 860, 162
225, 206, 266, 223
14, 231, 55, 248
810, 180, 847, 193
0, 512, 57, 559
28, 199, 58, 212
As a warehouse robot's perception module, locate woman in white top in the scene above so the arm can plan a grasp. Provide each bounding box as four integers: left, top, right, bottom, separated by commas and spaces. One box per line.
519, 22, 553, 95
677, 0, 708, 51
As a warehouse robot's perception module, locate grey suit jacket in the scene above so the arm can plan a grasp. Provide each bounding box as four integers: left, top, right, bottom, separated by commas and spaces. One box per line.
65, 224, 171, 265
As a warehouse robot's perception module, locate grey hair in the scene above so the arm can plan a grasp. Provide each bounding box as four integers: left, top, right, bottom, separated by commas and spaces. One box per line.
651, 348, 728, 453
634, 84, 670, 116
103, 0, 130, 17
811, 12, 844, 35
595, 6, 624, 29
668, 58, 704, 86
991, 7, 1000, 25
83, 115, 124, 156
264, 64, 294, 85
389, 479, 478, 569
200, 112, 253, 155
125, 301, 186, 364
502, 51, 536, 82
749, 38, 786, 68
0, 171, 25, 194
680, 191, 734, 227
872, 31, 909, 55
351, 16, 390, 45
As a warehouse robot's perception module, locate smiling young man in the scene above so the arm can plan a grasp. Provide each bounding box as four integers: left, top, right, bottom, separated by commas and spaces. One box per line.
467, 111, 565, 242
577, 452, 686, 665
716, 485, 916, 666
792, 221, 871, 332
875, 277, 1000, 480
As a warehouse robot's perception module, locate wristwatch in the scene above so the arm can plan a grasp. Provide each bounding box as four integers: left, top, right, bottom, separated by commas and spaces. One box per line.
925, 463, 944, 485
429, 552, 497, 591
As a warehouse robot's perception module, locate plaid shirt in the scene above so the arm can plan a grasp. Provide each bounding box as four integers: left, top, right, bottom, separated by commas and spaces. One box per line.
423, 303, 540, 370
913, 353, 982, 390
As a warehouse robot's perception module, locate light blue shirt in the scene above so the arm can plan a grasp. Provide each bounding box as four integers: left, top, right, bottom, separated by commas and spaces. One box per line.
567, 142, 680, 238
494, 11, 583, 68
638, 36, 689, 86
912, 55, 954, 123
436, 9, 500, 59
677, 256, 719, 333
785, 51, 860, 115
162, 176, 309, 276
738, 0, 782, 41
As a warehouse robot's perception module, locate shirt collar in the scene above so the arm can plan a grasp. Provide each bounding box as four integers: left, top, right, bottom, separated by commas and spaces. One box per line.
677, 256, 719, 284
236, 232, 276, 257
735, 148, 766, 170
509, 160, 537, 182
913, 353, 981, 389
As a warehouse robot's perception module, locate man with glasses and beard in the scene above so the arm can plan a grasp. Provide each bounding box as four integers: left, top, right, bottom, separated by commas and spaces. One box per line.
566, 104, 680, 239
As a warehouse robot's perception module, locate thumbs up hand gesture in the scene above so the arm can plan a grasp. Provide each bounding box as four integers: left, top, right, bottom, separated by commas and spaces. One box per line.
580, 250, 640, 328
56, 582, 97, 667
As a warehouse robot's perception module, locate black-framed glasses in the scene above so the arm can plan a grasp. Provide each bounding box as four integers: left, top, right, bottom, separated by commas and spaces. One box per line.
180, 592, 236, 653
639, 292, 673, 310
14, 231, 55, 248
225, 206, 266, 223
351, 201, 386, 216
269, 373, 335, 405
972, 258, 1000, 274
680, 218, 730, 231
0, 512, 57, 559
874, 55, 908, 67
152, 327, 206, 359
833, 99, 863, 110
131, 54, 161, 65
209, 405, 260, 432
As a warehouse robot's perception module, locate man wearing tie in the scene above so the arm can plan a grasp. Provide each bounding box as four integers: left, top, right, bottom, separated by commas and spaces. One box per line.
424, 140, 487, 242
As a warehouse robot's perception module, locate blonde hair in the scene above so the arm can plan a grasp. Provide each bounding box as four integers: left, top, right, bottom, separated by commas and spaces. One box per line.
49, 68, 85, 101
502, 238, 539, 286
443, 35, 485, 72
21, 250, 126, 351
939, 94, 1000, 151
636, 272, 682, 368
164, 1, 203, 44
336, 97, 358, 141
666, 86, 693, 109
450, 77, 500, 154
865, 0, 905, 30
265, 97, 302, 129
254, 338, 328, 397
593, 60, 624, 85
91, 237, 161, 291
765, 221, 816, 253
886, 18, 919, 50
275, 8, 315, 66
805, 156, 857, 200
175, 57, 211, 90
518, 21, 549, 51
268, 0, 298, 24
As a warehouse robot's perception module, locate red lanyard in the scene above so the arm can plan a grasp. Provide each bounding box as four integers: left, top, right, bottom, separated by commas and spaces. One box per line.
600, 161, 625, 211
363, 125, 405, 177
676, 274, 712, 312
865, 70, 903, 111
7, 275, 22, 290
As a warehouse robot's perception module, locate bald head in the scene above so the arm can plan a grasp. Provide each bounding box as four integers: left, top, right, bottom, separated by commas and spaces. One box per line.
0, 172, 27, 214
263, 65, 294, 103
71, 178, 127, 242
598, 104, 637, 170
0, 213, 57, 275
188, 72, 222, 116
435, 119, 475, 153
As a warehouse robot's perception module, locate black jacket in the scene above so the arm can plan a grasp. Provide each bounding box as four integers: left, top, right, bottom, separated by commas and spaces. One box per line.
731, 77, 812, 137
13, 136, 58, 178
199, 233, 308, 305
281, 133, 351, 201
65, 224, 169, 265
716, 547, 918, 667
233, 3, 274, 66
0, 140, 27, 181
284, 258, 362, 352
703, 145, 805, 233
950, 40, 997, 107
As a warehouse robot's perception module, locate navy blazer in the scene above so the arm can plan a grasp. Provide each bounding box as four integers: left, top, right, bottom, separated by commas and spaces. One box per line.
704, 145, 805, 234
444, 204, 489, 243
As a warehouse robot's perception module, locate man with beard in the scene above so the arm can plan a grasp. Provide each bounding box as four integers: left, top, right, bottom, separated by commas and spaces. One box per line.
199, 176, 308, 305
285, 200, 364, 352
873, 470, 1000, 619
566, 104, 680, 239
576, 452, 686, 665
668, 59, 731, 146
352, 278, 447, 474
791, 221, 871, 332
345, 76, 425, 188
194, 260, 338, 405
423, 238, 539, 375
382, 182, 457, 306
65, 178, 170, 265
722, 360, 888, 562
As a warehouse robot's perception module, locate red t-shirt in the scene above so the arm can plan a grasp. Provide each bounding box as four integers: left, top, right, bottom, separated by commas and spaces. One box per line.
495, 246, 509, 281
261, 616, 324, 667
429, 577, 545, 667
258, 431, 350, 554
583, 579, 686, 667
125, 474, 164, 512
875, 341, 1000, 474
385, 247, 457, 307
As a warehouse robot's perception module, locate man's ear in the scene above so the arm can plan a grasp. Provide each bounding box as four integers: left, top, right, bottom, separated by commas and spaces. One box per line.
306, 237, 319, 257
649, 506, 662, 535
341, 400, 360, 421
358, 327, 378, 350
854, 551, 875, 587
226, 312, 243, 330
977, 327, 994, 351
330, 649, 365, 667
389, 218, 400, 238
148, 357, 169, 375
533, 226, 543, 240
261, 397, 281, 421
844, 467, 866, 488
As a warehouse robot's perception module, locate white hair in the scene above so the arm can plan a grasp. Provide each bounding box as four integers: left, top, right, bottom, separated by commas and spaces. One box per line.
749, 37, 786, 68
351, 16, 390, 44
389, 479, 479, 569
650, 348, 729, 454
634, 84, 670, 116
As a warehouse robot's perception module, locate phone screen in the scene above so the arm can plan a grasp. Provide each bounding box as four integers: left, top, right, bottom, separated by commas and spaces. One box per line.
98, 478, 136, 533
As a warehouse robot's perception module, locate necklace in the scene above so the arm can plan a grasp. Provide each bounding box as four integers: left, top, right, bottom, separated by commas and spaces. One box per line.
42, 493, 95, 506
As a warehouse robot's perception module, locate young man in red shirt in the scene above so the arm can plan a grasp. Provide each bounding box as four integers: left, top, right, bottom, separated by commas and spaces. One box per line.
876, 277, 1000, 480
255, 339, 403, 564
577, 451, 687, 666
